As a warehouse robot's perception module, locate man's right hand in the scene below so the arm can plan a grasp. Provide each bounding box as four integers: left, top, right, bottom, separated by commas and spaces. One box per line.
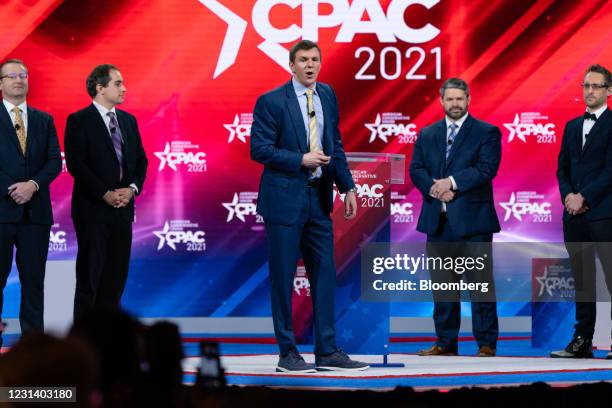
302, 151, 331, 169
439, 190, 455, 203
103, 191, 122, 208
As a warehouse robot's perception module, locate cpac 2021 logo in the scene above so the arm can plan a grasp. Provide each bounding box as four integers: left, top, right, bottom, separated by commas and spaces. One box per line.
535, 266, 574, 299
200, 0, 441, 78
154, 142, 207, 172
49, 223, 67, 252
224, 113, 253, 143
504, 113, 556, 144
222, 192, 260, 223
499, 192, 552, 223
391, 192, 414, 223
334, 183, 384, 202
153, 220, 206, 252
365, 113, 417, 144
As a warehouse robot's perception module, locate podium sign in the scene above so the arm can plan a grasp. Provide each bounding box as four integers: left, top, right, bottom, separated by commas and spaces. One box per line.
292, 153, 403, 355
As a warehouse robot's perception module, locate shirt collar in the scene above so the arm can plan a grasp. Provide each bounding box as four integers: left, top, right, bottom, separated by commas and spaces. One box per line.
445, 112, 469, 130
3, 99, 27, 114
586, 105, 607, 120
292, 77, 317, 97
92, 100, 116, 117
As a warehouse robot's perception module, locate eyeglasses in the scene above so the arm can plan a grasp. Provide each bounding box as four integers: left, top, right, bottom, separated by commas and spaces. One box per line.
0, 72, 28, 80
581, 83, 609, 90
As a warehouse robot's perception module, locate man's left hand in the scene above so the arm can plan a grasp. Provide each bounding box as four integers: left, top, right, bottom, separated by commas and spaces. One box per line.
344, 191, 358, 220
430, 178, 453, 198
114, 188, 134, 208
565, 193, 585, 215
8, 181, 37, 205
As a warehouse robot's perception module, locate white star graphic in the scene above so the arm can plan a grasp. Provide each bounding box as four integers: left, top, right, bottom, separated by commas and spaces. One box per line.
153, 222, 175, 250
224, 115, 247, 143
222, 193, 245, 222
504, 114, 526, 143
499, 193, 522, 222
154, 143, 177, 171
365, 114, 386, 143
535, 268, 552, 297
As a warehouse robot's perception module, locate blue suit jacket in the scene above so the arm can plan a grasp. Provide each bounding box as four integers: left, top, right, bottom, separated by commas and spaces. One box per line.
250, 80, 355, 225
410, 114, 502, 237
0, 105, 61, 224
557, 108, 612, 222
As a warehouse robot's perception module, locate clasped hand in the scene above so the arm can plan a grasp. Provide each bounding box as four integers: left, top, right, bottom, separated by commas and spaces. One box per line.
564, 193, 588, 216
103, 188, 134, 208
429, 178, 454, 203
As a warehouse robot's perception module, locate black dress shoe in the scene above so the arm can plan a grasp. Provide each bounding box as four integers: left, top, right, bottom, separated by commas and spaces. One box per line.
550, 336, 593, 358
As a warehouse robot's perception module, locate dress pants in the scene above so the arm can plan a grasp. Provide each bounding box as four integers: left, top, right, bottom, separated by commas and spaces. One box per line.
427, 214, 498, 350
265, 183, 337, 357
563, 216, 612, 340
0, 216, 50, 342
73, 220, 132, 320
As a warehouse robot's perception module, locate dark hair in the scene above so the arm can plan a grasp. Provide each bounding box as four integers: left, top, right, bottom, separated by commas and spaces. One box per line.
440, 77, 470, 97
289, 40, 321, 63
0, 59, 28, 76
585, 64, 611, 87
86, 64, 119, 98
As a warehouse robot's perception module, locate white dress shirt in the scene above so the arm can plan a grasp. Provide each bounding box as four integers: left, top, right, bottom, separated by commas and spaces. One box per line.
3, 99, 28, 132
92, 100, 139, 194
3, 99, 39, 191
582, 105, 607, 147
438, 113, 467, 211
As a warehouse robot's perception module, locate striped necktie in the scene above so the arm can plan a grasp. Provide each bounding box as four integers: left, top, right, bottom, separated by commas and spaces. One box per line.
305, 89, 321, 177
446, 123, 458, 160
107, 112, 125, 180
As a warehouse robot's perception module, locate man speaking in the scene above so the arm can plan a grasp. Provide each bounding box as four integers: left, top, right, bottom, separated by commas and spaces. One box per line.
250, 40, 368, 373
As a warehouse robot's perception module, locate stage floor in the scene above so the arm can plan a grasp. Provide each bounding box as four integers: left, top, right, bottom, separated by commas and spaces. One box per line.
182, 353, 612, 390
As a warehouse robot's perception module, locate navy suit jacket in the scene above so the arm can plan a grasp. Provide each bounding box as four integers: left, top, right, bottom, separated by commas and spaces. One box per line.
557, 108, 612, 222
250, 80, 355, 225
410, 114, 502, 237
0, 104, 61, 224
64, 104, 148, 224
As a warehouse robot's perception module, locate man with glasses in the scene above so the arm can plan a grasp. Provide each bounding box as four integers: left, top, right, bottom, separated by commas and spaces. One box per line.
64, 64, 148, 319
553, 64, 612, 359
0, 59, 61, 346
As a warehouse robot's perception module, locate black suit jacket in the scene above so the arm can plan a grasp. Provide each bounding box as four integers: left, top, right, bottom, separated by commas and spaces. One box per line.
64, 104, 148, 224
0, 104, 61, 224
410, 114, 502, 237
557, 108, 612, 222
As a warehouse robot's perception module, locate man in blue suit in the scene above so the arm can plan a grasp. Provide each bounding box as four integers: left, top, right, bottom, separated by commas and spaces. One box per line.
552, 64, 612, 359
0, 59, 62, 347
410, 77, 501, 357
251, 40, 368, 372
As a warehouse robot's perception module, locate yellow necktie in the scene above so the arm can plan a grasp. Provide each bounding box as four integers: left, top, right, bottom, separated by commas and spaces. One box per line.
305, 90, 320, 153
12, 107, 27, 155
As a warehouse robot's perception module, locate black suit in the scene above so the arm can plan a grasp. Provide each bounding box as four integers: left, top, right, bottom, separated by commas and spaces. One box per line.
0, 103, 61, 340
64, 104, 147, 319
557, 108, 612, 340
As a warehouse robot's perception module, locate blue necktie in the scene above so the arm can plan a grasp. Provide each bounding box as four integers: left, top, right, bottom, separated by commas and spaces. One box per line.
107, 112, 124, 180
446, 123, 458, 160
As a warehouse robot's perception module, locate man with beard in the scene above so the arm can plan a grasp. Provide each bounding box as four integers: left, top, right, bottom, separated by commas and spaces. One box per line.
410, 77, 502, 357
